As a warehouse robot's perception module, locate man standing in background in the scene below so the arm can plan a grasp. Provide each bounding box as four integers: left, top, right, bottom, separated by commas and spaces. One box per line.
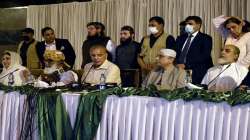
175, 16, 213, 85
138, 16, 176, 80
17, 28, 41, 69
115, 26, 140, 87
37, 27, 76, 69
81, 22, 116, 68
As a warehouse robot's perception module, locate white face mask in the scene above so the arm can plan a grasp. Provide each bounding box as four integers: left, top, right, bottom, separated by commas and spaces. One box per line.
148, 27, 159, 34
185, 24, 194, 34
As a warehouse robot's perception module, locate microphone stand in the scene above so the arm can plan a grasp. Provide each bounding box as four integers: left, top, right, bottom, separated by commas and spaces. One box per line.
206, 64, 231, 89
81, 65, 93, 84
0, 68, 19, 80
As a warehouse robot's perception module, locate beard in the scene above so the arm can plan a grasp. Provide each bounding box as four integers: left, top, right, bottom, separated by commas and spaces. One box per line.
44, 64, 58, 74
87, 34, 99, 40
120, 37, 132, 45
217, 57, 231, 65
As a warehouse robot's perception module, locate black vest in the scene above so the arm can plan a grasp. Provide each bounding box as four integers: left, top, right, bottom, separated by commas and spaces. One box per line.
115, 41, 140, 69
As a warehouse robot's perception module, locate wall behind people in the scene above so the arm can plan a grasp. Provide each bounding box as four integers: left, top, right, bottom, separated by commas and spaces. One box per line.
0, 8, 27, 67
27, 0, 250, 69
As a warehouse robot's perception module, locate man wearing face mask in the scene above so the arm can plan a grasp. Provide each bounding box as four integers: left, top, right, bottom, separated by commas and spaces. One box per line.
115, 26, 140, 86
138, 16, 176, 80
17, 28, 41, 69
175, 16, 213, 85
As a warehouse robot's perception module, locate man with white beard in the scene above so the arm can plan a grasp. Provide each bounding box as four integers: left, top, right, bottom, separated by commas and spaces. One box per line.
201, 45, 249, 92
40, 50, 78, 86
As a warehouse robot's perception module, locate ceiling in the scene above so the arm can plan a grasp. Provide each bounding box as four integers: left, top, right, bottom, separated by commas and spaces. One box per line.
0, 0, 91, 8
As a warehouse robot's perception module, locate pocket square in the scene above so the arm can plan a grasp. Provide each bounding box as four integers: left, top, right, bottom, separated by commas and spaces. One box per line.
60, 46, 65, 50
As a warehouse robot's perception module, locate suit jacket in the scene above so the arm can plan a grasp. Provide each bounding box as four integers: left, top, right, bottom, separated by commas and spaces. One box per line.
175, 32, 213, 84
37, 38, 76, 68
142, 66, 186, 90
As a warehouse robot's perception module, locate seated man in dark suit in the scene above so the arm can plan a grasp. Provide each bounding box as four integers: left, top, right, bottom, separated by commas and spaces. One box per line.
37, 27, 76, 69
175, 16, 213, 85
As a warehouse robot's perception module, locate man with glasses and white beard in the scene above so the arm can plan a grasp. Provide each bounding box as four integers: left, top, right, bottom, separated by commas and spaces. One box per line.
201, 45, 248, 92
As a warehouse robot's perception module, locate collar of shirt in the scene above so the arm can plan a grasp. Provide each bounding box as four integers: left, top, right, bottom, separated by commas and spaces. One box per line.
220, 63, 232, 70
45, 40, 56, 46
93, 60, 110, 70
163, 65, 174, 74
149, 32, 164, 48
45, 40, 56, 50
181, 31, 199, 51
191, 31, 199, 38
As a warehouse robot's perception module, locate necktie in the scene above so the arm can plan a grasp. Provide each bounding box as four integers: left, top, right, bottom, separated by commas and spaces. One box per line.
178, 34, 193, 64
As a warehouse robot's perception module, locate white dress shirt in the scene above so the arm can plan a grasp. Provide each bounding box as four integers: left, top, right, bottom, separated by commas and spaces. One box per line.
181, 31, 199, 51
201, 62, 248, 92
106, 40, 116, 62
45, 40, 56, 50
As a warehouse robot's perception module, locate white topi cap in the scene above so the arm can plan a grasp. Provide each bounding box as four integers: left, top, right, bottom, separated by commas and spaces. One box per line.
160, 49, 176, 58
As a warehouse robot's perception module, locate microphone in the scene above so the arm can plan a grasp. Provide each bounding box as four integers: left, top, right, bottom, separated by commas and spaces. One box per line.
0, 68, 19, 80
81, 65, 93, 84
206, 64, 231, 89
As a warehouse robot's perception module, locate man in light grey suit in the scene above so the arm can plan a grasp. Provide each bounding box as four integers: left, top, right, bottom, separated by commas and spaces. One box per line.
142, 49, 186, 90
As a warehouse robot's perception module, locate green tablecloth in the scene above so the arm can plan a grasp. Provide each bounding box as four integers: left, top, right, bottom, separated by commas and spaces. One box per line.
1, 84, 250, 140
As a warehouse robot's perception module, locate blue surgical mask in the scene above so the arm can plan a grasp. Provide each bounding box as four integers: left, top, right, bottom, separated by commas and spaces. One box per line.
185, 24, 194, 34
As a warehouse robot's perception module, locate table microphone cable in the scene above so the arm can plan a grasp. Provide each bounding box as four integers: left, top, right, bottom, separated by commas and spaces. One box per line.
206, 64, 231, 89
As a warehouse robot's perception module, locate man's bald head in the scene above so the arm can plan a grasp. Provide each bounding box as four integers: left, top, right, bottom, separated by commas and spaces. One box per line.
90, 44, 108, 67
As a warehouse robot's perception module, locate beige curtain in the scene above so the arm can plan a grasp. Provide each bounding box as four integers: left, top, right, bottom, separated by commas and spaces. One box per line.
27, 0, 250, 69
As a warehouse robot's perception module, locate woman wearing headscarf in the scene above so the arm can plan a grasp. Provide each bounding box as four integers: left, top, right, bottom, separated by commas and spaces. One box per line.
213, 15, 250, 86
0, 51, 29, 86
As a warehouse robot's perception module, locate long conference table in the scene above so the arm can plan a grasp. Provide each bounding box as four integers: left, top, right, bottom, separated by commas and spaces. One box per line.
1, 89, 250, 140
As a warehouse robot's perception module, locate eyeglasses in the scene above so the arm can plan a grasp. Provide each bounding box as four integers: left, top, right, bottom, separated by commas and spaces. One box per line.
157, 54, 165, 58
221, 48, 233, 53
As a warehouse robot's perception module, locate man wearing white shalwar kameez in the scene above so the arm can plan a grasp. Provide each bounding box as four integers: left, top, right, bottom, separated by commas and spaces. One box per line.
201, 45, 248, 92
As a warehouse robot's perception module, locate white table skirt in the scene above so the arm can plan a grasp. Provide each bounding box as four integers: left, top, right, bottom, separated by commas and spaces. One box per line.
0, 91, 81, 140
0, 91, 27, 140
1, 92, 250, 140
95, 95, 250, 140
